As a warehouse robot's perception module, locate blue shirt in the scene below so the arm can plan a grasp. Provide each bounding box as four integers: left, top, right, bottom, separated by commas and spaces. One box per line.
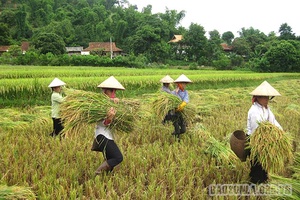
171, 89, 189, 103
161, 86, 171, 93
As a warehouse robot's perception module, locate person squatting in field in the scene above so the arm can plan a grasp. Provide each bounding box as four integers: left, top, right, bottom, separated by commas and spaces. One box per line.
91, 76, 124, 174
162, 74, 192, 140
246, 80, 282, 184
48, 78, 66, 137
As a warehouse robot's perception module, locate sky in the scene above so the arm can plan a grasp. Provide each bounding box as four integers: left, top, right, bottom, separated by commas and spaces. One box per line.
127, 0, 300, 37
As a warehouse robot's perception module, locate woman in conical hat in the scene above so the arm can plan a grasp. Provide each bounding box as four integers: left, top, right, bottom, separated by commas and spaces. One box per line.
160, 75, 174, 94
247, 80, 282, 135
48, 78, 66, 137
169, 74, 192, 140
246, 80, 282, 184
91, 76, 125, 174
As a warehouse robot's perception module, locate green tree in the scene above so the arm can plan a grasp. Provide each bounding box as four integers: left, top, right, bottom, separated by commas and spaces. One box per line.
158, 8, 186, 35
37, 19, 75, 46
14, 5, 32, 39
238, 27, 267, 52
0, 22, 11, 45
183, 23, 208, 64
263, 40, 300, 72
207, 30, 223, 64
232, 38, 251, 59
278, 23, 296, 40
32, 32, 66, 55
8, 44, 22, 57
127, 24, 161, 60
222, 31, 234, 45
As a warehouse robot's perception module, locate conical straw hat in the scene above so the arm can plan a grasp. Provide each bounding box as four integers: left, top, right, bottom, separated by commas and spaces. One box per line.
48, 78, 66, 88
174, 74, 192, 83
160, 75, 174, 83
97, 76, 125, 90
250, 81, 281, 96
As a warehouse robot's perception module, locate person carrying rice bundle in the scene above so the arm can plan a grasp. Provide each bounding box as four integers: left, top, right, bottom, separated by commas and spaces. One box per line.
168, 74, 192, 139
246, 80, 283, 184
160, 75, 174, 93
161, 75, 175, 124
48, 78, 66, 137
91, 76, 125, 174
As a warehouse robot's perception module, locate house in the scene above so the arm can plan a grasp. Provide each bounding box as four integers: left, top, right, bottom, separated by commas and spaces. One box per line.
168, 35, 187, 55
168, 35, 183, 43
21, 41, 30, 54
220, 43, 233, 52
81, 42, 123, 57
65, 47, 83, 55
0, 42, 30, 55
0, 45, 9, 55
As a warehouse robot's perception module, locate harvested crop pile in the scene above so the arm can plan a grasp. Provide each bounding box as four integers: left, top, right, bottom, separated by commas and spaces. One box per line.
60, 88, 138, 137
151, 91, 198, 125
248, 121, 294, 174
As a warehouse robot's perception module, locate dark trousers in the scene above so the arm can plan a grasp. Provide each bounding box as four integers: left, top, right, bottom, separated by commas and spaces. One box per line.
91, 135, 123, 169
246, 136, 268, 184
51, 118, 64, 136
249, 158, 268, 184
163, 110, 186, 136
172, 112, 186, 135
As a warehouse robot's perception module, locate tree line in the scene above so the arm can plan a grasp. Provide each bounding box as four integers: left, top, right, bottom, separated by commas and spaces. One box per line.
0, 0, 300, 72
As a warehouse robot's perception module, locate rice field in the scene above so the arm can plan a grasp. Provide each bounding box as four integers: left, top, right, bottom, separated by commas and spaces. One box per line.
0, 65, 299, 199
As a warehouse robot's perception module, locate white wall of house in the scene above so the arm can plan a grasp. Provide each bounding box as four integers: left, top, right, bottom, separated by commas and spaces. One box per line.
81, 51, 90, 55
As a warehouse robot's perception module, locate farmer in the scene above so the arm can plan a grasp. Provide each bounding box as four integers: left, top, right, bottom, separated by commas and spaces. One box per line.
161, 75, 175, 124
247, 80, 282, 184
170, 74, 192, 138
160, 75, 174, 93
48, 77, 66, 137
91, 76, 125, 174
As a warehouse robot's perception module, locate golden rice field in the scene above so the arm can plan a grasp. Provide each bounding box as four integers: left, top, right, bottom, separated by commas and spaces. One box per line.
0, 65, 299, 199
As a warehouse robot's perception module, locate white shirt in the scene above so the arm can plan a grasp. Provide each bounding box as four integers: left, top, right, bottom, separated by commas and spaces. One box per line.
94, 120, 114, 140
247, 102, 282, 135
51, 92, 64, 118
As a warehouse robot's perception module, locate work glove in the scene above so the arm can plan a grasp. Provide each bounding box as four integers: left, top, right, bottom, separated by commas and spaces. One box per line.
176, 101, 187, 111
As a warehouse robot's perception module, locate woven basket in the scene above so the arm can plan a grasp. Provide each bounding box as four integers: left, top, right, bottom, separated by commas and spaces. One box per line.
230, 130, 247, 162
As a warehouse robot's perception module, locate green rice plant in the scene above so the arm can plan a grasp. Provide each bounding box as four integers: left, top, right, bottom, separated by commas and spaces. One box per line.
249, 121, 294, 174
0, 185, 36, 200
150, 91, 198, 125
60, 88, 138, 137
203, 134, 238, 165
270, 153, 300, 200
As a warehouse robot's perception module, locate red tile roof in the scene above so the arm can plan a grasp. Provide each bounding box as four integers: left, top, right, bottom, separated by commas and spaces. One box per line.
0, 46, 9, 52
221, 43, 233, 51
0, 42, 30, 52
83, 42, 122, 52
21, 42, 29, 51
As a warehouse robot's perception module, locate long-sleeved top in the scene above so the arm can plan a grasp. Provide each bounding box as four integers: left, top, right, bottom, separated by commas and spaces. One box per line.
247, 102, 282, 135
171, 89, 189, 103
161, 86, 171, 93
51, 92, 64, 118
95, 120, 114, 140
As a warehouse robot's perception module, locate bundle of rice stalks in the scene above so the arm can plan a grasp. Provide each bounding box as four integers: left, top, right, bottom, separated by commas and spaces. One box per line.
248, 121, 294, 174
151, 91, 198, 125
204, 135, 237, 165
60, 88, 138, 137
291, 152, 300, 180
0, 185, 36, 200
270, 174, 300, 199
